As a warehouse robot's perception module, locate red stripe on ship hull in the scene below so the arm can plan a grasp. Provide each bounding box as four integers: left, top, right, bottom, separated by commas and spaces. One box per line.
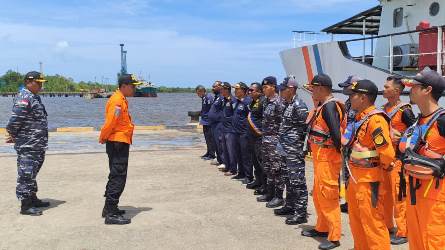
302, 46, 314, 83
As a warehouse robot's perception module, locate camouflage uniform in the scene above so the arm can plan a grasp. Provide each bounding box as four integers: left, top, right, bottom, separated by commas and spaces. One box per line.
262, 94, 285, 190
6, 88, 48, 200
278, 95, 309, 215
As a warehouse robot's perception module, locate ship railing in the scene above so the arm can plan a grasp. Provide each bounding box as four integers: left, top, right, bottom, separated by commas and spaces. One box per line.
340, 25, 445, 75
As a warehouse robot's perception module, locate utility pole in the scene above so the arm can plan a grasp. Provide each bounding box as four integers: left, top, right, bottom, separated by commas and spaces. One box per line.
39, 62, 43, 74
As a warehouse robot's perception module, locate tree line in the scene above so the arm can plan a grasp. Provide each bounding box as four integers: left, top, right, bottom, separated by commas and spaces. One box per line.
0, 70, 201, 93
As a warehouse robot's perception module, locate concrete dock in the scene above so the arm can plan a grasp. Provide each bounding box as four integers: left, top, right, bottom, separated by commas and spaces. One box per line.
0, 130, 407, 250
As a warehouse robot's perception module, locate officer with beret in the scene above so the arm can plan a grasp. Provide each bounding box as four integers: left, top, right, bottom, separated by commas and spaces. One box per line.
6, 71, 50, 216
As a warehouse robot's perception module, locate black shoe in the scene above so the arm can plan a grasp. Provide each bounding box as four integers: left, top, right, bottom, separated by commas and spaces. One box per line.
301, 229, 329, 238
221, 168, 229, 173
286, 214, 308, 225
102, 207, 126, 218
391, 236, 407, 245
20, 199, 42, 216
266, 197, 284, 208
231, 174, 245, 180
254, 188, 266, 195
242, 178, 253, 185
105, 214, 131, 225
246, 180, 261, 189
340, 202, 348, 213
257, 193, 273, 202
274, 206, 294, 216
318, 241, 340, 250
204, 156, 215, 161
31, 194, 50, 208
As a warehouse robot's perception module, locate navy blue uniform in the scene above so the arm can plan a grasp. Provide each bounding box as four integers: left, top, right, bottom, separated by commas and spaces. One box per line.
221, 95, 238, 173
232, 96, 253, 179
278, 95, 309, 215
200, 93, 216, 158
6, 88, 48, 200
208, 93, 225, 164
248, 96, 266, 187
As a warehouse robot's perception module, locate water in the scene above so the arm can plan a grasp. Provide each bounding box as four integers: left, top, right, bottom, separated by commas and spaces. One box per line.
0, 93, 201, 130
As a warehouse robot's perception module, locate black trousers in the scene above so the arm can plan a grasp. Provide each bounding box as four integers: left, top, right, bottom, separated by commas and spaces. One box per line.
203, 125, 216, 157
105, 141, 129, 206
250, 136, 265, 186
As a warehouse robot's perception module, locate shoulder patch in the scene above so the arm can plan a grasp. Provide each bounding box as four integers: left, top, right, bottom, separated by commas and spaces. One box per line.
372, 127, 387, 147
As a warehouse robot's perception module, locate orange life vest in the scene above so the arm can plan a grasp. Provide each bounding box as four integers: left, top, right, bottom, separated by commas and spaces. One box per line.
306, 98, 346, 149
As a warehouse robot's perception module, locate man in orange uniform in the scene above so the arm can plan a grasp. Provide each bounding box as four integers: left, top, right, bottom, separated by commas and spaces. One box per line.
343, 80, 395, 250
302, 74, 343, 250
400, 68, 445, 250
99, 74, 142, 225
381, 76, 416, 245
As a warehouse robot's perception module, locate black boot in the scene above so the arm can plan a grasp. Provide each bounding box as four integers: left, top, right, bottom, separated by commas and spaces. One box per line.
286, 213, 308, 225
257, 184, 274, 202
105, 214, 131, 225
20, 199, 42, 216
102, 203, 126, 218
266, 189, 284, 208
31, 193, 50, 208
274, 206, 294, 216
318, 241, 340, 250
254, 187, 266, 195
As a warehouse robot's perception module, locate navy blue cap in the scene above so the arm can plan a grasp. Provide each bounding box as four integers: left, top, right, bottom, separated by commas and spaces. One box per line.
402, 68, 445, 93
343, 79, 378, 96
310, 74, 332, 87
338, 75, 361, 88
262, 76, 277, 86
221, 82, 231, 89
233, 82, 248, 90
279, 76, 299, 90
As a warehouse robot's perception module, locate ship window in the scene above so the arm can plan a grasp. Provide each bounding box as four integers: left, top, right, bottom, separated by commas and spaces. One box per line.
430, 2, 440, 16
393, 7, 403, 27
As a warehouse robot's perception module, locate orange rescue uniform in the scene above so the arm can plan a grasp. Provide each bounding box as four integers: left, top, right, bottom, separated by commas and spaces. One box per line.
381, 103, 412, 237
405, 113, 445, 250
346, 105, 395, 250
99, 90, 135, 144
308, 98, 344, 242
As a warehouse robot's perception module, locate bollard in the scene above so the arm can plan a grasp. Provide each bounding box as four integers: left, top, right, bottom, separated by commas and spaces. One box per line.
187, 111, 201, 123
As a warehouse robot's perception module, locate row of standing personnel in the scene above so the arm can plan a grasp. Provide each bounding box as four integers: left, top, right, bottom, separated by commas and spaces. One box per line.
196, 67, 445, 250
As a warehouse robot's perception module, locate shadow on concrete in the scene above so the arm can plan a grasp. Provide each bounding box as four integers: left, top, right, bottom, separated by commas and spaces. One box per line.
119, 206, 152, 219
40, 199, 66, 212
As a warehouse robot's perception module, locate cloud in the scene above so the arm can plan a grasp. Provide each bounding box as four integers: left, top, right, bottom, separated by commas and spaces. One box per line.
0, 21, 286, 85
55, 40, 70, 52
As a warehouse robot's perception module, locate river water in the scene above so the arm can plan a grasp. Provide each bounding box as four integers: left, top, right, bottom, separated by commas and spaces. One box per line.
0, 93, 201, 130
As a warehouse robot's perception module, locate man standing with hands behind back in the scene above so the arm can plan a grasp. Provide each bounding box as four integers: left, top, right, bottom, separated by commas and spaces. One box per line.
99, 74, 142, 225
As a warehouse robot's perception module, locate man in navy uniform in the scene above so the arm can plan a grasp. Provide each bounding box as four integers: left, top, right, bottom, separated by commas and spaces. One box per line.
195, 85, 216, 160
232, 82, 253, 183
6, 71, 50, 216
208, 81, 226, 169
220, 82, 239, 176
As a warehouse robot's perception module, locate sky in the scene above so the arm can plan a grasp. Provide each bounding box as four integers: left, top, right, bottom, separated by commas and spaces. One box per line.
0, 0, 377, 87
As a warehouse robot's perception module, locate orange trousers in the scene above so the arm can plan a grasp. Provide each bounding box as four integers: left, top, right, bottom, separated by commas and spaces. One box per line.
347, 181, 390, 250
407, 193, 445, 250
312, 159, 341, 242
382, 166, 407, 237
